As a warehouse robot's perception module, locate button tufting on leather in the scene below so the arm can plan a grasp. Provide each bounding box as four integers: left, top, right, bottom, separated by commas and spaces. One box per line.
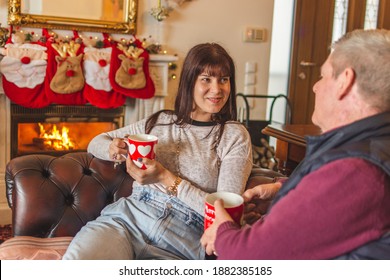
83, 168, 92, 176
6, 152, 136, 239
41, 169, 50, 178
106, 194, 114, 204
65, 195, 74, 205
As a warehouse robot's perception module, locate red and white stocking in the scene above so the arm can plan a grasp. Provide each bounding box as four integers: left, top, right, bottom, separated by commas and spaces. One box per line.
83, 35, 126, 108
108, 39, 155, 99
44, 31, 86, 105
0, 33, 50, 108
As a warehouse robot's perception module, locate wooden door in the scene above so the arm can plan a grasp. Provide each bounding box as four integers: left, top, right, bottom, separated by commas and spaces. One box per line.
377, 0, 390, 29
288, 0, 335, 125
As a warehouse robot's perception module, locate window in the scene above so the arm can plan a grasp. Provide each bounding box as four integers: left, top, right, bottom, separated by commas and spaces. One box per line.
332, 0, 380, 43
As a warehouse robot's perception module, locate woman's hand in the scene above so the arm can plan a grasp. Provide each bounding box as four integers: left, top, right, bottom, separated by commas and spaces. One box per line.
201, 199, 233, 256
126, 157, 177, 187
109, 138, 128, 162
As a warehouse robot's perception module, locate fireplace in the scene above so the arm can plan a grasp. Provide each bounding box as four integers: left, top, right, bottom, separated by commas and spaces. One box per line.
0, 54, 177, 226
11, 104, 125, 159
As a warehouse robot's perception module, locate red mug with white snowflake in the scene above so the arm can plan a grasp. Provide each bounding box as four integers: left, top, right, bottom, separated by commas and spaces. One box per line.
125, 134, 158, 169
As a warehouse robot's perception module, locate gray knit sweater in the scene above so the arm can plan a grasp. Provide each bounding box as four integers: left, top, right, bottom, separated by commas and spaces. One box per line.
87, 112, 253, 215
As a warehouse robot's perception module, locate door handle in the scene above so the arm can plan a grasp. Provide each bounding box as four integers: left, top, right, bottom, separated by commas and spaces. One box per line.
300, 61, 317, 67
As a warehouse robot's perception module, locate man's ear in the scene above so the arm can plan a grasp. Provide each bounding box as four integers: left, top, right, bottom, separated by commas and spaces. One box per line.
338, 67, 356, 100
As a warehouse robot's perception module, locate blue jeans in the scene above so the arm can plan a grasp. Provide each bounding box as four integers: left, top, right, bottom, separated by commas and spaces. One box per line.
62, 186, 206, 260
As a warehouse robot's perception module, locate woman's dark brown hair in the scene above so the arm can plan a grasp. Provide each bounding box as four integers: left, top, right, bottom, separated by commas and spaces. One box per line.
145, 43, 238, 146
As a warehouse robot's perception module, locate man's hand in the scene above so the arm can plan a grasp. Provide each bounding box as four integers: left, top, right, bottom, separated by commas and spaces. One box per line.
242, 182, 282, 225
243, 182, 282, 202
201, 199, 233, 256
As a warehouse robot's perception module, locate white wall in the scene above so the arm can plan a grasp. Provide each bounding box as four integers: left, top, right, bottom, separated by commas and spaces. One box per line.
0, 0, 275, 119
267, 0, 294, 124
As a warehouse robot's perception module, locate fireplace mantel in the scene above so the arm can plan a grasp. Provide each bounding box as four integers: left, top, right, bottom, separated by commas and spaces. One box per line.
0, 54, 178, 225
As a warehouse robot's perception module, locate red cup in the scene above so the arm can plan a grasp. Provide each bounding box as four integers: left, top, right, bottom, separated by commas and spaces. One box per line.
204, 191, 244, 230
125, 134, 158, 169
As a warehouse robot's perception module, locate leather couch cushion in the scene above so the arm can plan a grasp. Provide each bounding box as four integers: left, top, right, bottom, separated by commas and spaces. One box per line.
0, 236, 73, 260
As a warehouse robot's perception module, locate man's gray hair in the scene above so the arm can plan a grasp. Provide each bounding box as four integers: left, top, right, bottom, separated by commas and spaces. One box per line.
330, 29, 390, 111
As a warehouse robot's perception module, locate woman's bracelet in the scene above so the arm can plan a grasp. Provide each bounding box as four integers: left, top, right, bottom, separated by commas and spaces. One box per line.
167, 176, 182, 196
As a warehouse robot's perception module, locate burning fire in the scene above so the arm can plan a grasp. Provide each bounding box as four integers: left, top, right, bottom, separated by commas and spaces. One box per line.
38, 123, 75, 150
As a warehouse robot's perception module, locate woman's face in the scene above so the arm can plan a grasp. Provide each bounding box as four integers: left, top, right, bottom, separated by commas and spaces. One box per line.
191, 71, 231, 122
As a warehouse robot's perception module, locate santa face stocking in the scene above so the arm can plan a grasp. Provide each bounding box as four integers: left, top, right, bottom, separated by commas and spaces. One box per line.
83, 45, 126, 108
84, 46, 113, 91
109, 39, 155, 99
0, 39, 50, 108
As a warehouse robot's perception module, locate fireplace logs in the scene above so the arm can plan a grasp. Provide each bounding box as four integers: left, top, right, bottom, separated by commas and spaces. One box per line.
11, 104, 124, 158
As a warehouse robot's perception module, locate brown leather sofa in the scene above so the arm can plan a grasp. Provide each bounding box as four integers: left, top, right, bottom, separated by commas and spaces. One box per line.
0, 152, 284, 260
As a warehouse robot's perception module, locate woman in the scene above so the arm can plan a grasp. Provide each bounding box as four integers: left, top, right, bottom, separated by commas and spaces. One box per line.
63, 43, 253, 260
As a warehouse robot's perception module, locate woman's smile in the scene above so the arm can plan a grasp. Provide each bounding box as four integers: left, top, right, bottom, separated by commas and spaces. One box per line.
206, 96, 223, 104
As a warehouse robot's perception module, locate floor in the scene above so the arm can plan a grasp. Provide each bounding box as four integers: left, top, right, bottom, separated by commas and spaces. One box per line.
0, 224, 12, 244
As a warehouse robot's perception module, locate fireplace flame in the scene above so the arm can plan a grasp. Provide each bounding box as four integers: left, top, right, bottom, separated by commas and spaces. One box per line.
38, 123, 75, 150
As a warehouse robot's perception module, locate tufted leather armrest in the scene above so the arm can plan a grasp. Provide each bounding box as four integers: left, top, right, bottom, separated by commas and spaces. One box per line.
5, 152, 134, 238
246, 166, 287, 188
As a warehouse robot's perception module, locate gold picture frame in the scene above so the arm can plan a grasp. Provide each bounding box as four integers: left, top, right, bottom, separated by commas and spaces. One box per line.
7, 0, 138, 34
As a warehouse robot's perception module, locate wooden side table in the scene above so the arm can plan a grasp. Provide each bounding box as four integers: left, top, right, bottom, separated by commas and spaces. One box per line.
262, 124, 321, 175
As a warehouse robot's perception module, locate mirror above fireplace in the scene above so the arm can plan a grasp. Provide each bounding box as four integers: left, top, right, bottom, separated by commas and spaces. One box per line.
8, 0, 138, 34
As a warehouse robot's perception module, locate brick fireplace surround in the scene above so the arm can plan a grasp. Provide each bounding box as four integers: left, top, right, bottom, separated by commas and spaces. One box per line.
0, 54, 177, 225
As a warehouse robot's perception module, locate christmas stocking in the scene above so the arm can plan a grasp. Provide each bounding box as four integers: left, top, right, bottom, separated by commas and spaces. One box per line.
83, 35, 126, 108
45, 31, 86, 105
109, 39, 155, 99
0, 31, 50, 108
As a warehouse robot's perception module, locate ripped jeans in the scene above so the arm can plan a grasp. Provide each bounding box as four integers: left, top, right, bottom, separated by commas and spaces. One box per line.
62, 186, 205, 260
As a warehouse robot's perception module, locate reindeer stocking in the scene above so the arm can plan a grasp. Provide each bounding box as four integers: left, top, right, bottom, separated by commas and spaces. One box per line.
45, 33, 86, 105
109, 39, 155, 99
0, 31, 50, 108
83, 35, 126, 108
